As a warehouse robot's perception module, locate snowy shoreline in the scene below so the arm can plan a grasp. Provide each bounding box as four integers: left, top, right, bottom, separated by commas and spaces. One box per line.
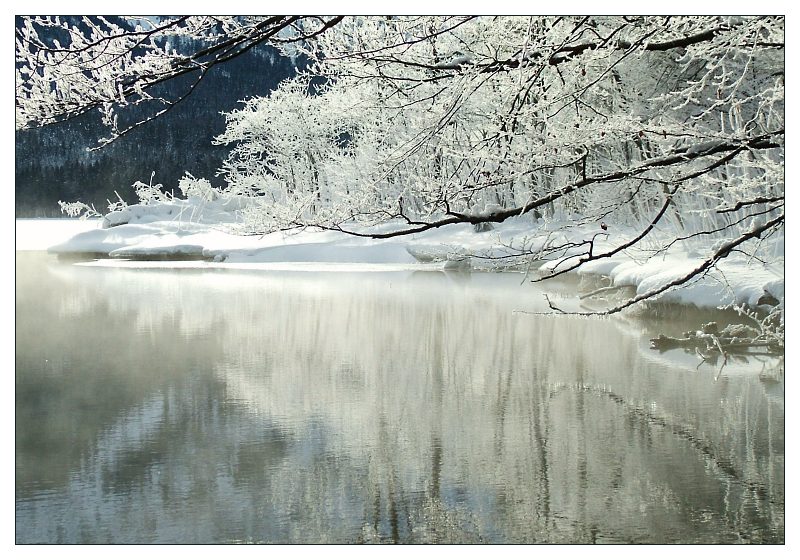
16, 212, 784, 314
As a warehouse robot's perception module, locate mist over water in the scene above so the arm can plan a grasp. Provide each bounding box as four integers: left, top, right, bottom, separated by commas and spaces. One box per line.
15, 252, 784, 543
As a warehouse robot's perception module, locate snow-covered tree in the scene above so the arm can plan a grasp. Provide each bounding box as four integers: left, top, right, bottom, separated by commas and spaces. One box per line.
215, 16, 784, 307
17, 16, 784, 315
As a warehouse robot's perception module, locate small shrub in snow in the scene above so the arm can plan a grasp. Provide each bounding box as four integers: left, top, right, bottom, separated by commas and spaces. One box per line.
178, 173, 219, 202
58, 201, 101, 219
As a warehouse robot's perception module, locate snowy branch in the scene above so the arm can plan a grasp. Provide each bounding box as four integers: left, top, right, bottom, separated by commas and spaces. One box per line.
543, 212, 784, 316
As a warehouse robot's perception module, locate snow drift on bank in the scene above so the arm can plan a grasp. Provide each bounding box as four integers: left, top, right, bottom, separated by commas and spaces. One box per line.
28, 197, 784, 312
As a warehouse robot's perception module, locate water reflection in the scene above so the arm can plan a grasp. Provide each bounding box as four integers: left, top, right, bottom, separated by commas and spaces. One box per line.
15, 253, 783, 543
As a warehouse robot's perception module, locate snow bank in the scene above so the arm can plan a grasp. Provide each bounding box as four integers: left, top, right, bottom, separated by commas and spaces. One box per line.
579, 252, 783, 309
26, 197, 785, 312
223, 241, 414, 264
44, 203, 523, 267
101, 195, 252, 228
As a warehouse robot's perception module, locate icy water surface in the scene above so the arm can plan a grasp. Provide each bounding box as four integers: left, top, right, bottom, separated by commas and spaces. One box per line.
15, 252, 784, 543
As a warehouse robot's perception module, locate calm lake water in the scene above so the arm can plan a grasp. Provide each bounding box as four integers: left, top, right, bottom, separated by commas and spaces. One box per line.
15, 252, 784, 544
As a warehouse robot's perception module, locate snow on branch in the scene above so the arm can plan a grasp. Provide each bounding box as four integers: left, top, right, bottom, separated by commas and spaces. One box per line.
15, 16, 345, 142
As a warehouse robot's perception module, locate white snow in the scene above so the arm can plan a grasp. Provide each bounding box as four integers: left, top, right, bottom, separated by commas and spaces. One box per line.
15, 218, 101, 250
580, 250, 784, 308
16, 201, 785, 312
101, 195, 253, 228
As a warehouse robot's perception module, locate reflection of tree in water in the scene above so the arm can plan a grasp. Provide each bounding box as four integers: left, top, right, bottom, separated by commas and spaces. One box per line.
16, 256, 784, 543
544, 383, 783, 543
15, 254, 226, 497
216, 272, 783, 543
